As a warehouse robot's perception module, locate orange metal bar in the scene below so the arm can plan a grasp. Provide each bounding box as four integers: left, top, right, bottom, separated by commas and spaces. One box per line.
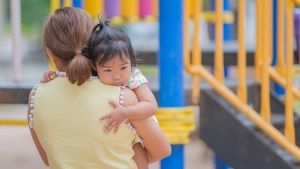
293, 0, 300, 6
152, 0, 158, 17
187, 0, 192, 18
183, 0, 300, 161
260, 0, 271, 123
185, 67, 300, 160
268, 67, 300, 98
285, 0, 296, 144
277, 0, 286, 76
237, 0, 247, 103
214, 0, 224, 83
268, 0, 273, 65
255, 0, 263, 82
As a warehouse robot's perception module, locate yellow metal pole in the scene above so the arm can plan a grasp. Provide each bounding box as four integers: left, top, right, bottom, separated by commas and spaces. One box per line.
121, 0, 139, 22
191, 0, 201, 104
268, 67, 300, 98
237, 0, 247, 104
0, 120, 27, 126
293, 0, 300, 6
184, 65, 300, 160
84, 0, 103, 19
51, 0, 60, 13
268, 0, 273, 65
183, 1, 300, 159
285, 0, 295, 144
187, 0, 191, 18
63, 0, 72, 7
260, 0, 271, 123
50, 0, 60, 71
214, 0, 224, 83
183, 0, 190, 72
277, 0, 286, 76
255, 0, 262, 82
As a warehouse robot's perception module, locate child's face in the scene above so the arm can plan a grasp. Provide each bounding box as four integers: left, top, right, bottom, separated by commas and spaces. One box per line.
95, 56, 131, 86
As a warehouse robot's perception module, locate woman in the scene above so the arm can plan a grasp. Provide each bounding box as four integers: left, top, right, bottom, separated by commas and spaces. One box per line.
28, 7, 170, 169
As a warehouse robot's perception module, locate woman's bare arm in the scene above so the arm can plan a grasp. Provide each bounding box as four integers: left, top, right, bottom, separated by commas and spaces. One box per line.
123, 87, 171, 163
27, 90, 49, 166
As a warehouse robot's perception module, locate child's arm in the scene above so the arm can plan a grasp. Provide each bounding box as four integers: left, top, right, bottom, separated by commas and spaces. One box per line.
100, 67, 158, 133
100, 84, 158, 133
128, 83, 158, 119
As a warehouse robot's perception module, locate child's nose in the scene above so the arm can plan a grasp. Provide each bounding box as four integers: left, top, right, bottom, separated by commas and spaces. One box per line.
113, 74, 120, 80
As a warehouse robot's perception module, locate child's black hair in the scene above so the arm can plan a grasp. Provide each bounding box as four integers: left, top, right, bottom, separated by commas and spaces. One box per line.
87, 19, 136, 75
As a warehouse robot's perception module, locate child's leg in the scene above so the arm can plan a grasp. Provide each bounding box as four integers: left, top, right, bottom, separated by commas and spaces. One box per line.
132, 143, 148, 169
131, 118, 171, 163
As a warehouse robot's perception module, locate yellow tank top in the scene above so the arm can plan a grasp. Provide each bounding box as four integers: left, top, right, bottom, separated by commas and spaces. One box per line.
32, 77, 137, 169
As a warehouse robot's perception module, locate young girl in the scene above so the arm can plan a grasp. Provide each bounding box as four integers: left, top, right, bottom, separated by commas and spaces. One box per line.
86, 19, 158, 134
40, 18, 168, 168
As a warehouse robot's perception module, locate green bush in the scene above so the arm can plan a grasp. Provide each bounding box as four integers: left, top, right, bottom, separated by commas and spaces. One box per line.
5, 0, 50, 35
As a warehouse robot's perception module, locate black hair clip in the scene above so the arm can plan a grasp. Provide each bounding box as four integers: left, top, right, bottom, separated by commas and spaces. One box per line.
93, 17, 110, 33
92, 23, 104, 32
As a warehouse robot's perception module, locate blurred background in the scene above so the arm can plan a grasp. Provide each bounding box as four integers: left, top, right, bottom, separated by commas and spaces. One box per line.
3, 0, 300, 169
0, 0, 257, 85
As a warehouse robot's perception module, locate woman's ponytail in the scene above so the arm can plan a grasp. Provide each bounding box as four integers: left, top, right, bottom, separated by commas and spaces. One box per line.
66, 51, 92, 86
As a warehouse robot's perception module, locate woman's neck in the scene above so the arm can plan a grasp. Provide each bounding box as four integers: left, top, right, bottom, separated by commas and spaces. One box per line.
55, 65, 67, 72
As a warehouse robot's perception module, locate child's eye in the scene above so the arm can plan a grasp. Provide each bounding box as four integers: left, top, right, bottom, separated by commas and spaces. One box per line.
103, 69, 111, 72
121, 67, 127, 70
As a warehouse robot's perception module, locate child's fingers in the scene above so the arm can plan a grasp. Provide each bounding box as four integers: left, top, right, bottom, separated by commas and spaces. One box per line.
40, 72, 56, 83
105, 123, 114, 133
103, 119, 113, 133
107, 123, 114, 133
40, 73, 49, 83
108, 99, 118, 108
49, 74, 58, 79
113, 124, 120, 134
99, 113, 112, 121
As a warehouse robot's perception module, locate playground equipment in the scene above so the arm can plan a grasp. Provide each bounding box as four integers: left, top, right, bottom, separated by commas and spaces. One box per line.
10, 0, 22, 82
50, 0, 157, 24
185, 0, 300, 168
50, 0, 234, 24
6, 0, 300, 168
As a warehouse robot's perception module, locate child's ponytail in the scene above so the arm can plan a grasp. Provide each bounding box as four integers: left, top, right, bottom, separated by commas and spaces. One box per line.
66, 50, 92, 86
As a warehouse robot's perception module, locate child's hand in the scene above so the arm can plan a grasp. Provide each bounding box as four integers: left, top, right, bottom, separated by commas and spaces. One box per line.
40, 71, 57, 83
99, 100, 128, 134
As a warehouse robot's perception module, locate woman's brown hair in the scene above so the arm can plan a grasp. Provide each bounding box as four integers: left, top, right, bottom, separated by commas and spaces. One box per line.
42, 7, 94, 85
